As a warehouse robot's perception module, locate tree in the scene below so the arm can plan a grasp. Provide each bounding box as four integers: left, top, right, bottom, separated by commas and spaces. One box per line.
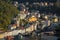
54, 24, 60, 39
0, 0, 19, 31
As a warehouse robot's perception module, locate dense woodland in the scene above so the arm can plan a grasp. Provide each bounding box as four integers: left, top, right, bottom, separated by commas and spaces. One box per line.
0, 0, 19, 31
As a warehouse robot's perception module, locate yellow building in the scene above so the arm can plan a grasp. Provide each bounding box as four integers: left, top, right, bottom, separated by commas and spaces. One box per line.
28, 15, 37, 22
45, 2, 48, 6
0, 34, 4, 38
44, 15, 48, 20
53, 17, 58, 22
48, 20, 51, 26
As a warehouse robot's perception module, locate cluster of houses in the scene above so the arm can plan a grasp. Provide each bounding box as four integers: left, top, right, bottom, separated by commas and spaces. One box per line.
13, 1, 54, 7
0, 1, 60, 40
7, 2, 60, 34
7, 3, 59, 34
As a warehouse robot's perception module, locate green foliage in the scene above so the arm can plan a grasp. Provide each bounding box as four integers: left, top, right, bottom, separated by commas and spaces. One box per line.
55, 2, 60, 8
55, 24, 60, 30
0, 0, 12, 3
0, 0, 19, 31
20, 19, 28, 25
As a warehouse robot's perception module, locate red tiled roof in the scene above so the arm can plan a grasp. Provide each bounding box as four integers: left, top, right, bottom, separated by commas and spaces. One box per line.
6, 36, 14, 40
12, 24, 17, 26
19, 26, 25, 30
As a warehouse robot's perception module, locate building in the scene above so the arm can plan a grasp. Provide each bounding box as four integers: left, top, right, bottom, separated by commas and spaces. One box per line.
18, 3, 25, 11
0, 34, 4, 39
28, 15, 37, 22
20, 13, 27, 19
11, 24, 17, 30
13, 1, 18, 7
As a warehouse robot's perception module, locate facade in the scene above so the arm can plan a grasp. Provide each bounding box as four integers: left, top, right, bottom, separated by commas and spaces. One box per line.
11, 24, 17, 30
28, 15, 37, 22
13, 1, 18, 7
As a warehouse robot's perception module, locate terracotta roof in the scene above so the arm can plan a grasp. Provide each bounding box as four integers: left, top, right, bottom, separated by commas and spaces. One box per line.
19, 26, 25, 30
12, 24, 17, 26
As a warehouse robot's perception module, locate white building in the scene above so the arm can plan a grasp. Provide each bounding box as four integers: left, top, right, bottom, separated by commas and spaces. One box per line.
40, 2, 44, 6
20, 13, 27, 19
16, 20, 20, 27
44, 2, 48, 6
41, 20, 47, 29
13, 1, 18, 7
11, 24, 17, 30
41, 20, 51, 29
49, 3, 54, 6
